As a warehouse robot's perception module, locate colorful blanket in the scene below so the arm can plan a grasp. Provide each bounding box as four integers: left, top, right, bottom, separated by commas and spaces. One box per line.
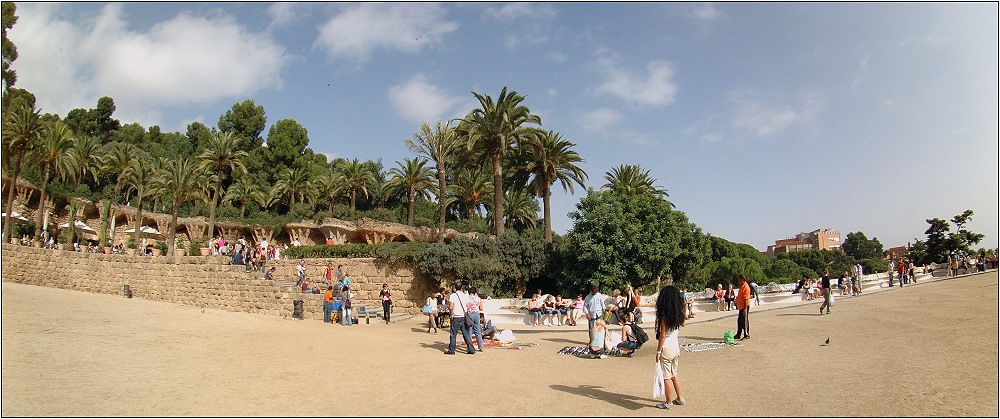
681, 342, 742, 352
458, 339, 537, 350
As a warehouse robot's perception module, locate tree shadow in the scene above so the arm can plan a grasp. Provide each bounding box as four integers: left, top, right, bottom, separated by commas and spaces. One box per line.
543, 337, 583, 345
549, 384, 659, 410
776, 313, 823, 317
419, 342, 450, 352
680, 335, 719, 342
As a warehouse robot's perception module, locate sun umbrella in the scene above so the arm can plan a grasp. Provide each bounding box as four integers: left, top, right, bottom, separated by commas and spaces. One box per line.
59, 220, 96, 232
122, 225, 164, 237
1, 211, 29, 223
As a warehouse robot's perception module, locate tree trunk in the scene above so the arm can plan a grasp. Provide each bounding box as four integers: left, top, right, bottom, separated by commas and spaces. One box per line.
208, 172, 222, 240
168, 202, 179, 255
133, 192, 144, 252
350, 189, 357, 214
515, 278, 526, 299
543, 183, 552, 243
2, 151, 24, 241
407, 189, 415, 226
491, 150, 504, 237
34, 166, 51, 239
436, 161, 446, 241
239, 203, 246, 219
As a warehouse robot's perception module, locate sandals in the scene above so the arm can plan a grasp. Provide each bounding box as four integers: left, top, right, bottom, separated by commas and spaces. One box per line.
655, 402, 672, 410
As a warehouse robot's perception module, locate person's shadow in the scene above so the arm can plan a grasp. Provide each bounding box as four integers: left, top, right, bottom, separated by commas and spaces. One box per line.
550, 384, 660, 410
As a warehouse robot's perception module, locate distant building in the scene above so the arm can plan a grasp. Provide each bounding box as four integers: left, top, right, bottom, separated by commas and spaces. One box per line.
885, 246, 907, 261
766, 228, 842, 257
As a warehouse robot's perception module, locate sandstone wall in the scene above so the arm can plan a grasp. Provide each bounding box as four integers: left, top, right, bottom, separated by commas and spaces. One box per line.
0, 244, 434, 321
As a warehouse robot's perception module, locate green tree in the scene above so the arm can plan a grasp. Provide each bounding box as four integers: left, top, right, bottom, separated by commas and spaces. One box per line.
222, 176, 265, 219
336, 158, 377, 214
385, 157, 435, 226
406, 121, 460, 239
841, 231, 884, 260
98, 141, 136, 243
923, 210, 985, 262
417, 230, 547, 297
63, 97, 120, 144
509, 130, 587, 242
68, 135, 101, 189
2, 2, 18, 90
565, 189, 703, 291
154, 156, 208, 254
30, 120, 77, 238
456, 87, 541, 236
197, 131, 247, 239
121, 152, 156, 251
501, 190, 538, 230
1, 103, 41, 241
448, 165, 492, 220
602, 164, 668, 198
270, 165, 313, 209
218, 99, 266, 153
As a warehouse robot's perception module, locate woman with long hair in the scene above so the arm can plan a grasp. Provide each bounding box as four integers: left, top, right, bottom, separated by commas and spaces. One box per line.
654, 285, 686, 410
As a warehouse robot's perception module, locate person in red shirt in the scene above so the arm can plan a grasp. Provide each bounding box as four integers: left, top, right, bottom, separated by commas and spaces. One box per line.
323, 286, 335, 323
734, 275, 752, 340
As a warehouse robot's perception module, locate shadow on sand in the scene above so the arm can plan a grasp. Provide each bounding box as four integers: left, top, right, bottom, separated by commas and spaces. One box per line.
550, 384, 659, 410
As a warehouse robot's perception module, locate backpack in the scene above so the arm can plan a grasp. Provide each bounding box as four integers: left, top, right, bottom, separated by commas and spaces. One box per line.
630, 324, 649, 346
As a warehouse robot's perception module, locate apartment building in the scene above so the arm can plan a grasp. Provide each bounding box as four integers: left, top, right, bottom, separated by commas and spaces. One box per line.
766, 228, 842, 257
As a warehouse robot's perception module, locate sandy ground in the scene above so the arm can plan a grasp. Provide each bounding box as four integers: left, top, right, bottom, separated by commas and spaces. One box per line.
2, 271, 997, 417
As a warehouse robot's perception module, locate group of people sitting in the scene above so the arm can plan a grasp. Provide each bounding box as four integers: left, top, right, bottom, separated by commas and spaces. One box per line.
526, 293, 583, 326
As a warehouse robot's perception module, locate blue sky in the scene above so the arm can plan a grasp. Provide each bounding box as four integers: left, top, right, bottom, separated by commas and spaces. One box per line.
9, 2, 998, 251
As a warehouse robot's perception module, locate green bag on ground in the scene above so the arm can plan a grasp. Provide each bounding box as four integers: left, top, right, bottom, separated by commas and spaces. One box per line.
723, 330, 735, 344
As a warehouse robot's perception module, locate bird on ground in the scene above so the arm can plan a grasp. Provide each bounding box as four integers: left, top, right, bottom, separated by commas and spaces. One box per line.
825, 337, 830, 344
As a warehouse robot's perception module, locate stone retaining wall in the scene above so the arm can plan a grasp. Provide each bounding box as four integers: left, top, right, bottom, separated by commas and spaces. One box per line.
0, 244, 434, 321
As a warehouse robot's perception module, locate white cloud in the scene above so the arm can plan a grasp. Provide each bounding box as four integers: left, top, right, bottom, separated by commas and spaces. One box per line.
266, 3, 298, 29
9, 3, 287, 128
729, 89, 824, 137
591, 53, 678, 107
314, 3, 458, 64
579, 108, 625, 131
689, 3, 720, 21
388, 74, 464, 124
482, 3, 557, 21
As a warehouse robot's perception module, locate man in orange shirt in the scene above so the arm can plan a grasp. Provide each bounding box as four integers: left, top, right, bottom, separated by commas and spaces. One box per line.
734, 275, 752, 340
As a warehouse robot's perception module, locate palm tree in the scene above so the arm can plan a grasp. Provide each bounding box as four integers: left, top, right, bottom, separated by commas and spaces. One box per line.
385, 157, 435, 226
447, 166, 493, 220
222, 176, 265, 218
197, 131, 247, 240
68, 135, 102, 190
406, 121, 459, 237
509, 130, 587, 242
2, 104, 42, 242
315, 165, 344, 213
336, 158, 377, 214
122, 153, 157, 252
602, 164, 668, 198
502, 190, 538, 230
31, 120, 77, 239
99, 141, 137, 244
270, 166, 313, 209
155, 156, 208, 254
456, 87, 541, 237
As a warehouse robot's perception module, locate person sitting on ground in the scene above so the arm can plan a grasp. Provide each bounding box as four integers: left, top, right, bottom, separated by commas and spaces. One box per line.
588, 320, 608, 359
263, 267, 276, 280
715, 284, 725, 311
301, 278, 315, 294
480, 313, 497, 340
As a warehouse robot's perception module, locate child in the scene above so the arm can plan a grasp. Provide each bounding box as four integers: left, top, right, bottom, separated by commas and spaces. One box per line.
654, 285, 685, 410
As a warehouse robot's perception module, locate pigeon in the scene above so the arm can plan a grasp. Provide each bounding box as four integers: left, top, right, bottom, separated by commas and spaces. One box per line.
825, 337, 830, 345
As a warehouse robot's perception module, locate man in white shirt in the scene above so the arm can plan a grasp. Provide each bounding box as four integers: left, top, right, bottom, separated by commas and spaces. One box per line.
584, 284, 607, 343
445, 282, 476, 355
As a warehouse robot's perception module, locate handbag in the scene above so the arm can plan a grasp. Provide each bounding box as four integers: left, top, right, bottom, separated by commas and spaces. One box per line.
422, 304, 433, 314
455, 293, 475, 325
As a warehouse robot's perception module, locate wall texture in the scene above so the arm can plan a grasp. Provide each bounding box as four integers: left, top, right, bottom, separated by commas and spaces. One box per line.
0, 244, 434, 321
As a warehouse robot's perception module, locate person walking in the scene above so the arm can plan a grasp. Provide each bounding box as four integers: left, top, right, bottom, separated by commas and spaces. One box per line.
340, 285, 354, 326
584, 284, 607, 344
852, 262, 863, 296
734, 275, 752, 340
445, 283, 476, 355
654, 285, 686, 410
819, 269, 832, 315
379, 283, 393, 324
